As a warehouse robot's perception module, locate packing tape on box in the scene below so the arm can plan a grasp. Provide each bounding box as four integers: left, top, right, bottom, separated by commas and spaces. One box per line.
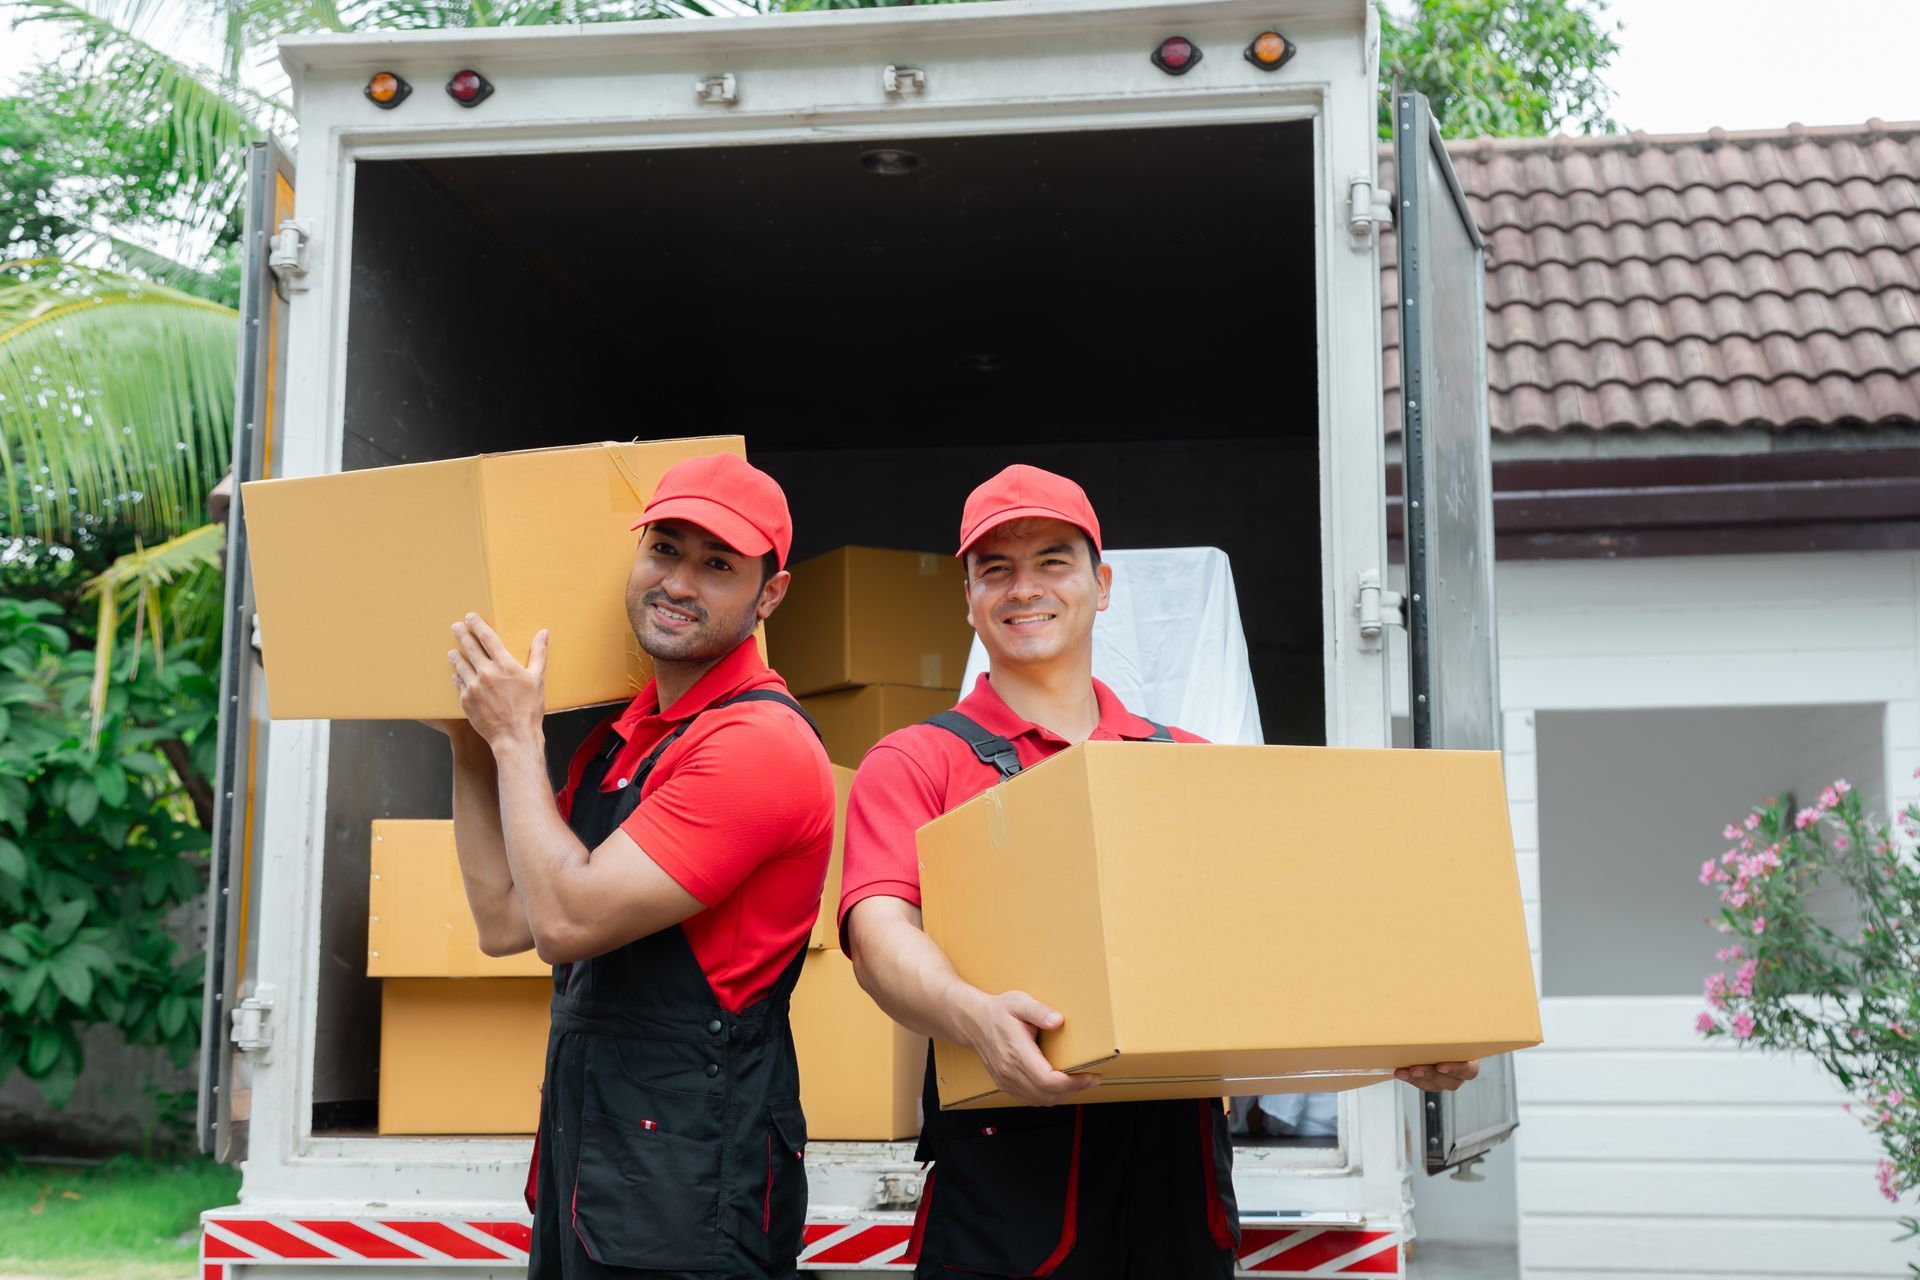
604, 442, 656, 508
986, 789, 1010, 848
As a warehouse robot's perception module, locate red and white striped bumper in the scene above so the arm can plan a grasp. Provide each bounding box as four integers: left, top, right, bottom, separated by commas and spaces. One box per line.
203, 1216, 1400, 1276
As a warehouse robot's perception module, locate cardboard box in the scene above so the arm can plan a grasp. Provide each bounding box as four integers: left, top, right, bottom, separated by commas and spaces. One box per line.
791, 949, 921, 1140
772, 547, 973, 697
800, 685, 959, 769
368, 820, 548, 978
378, 978, 548, 1134
243, 436, 745, 720
918, 742, 1542, 1109
811, 765, 857, 951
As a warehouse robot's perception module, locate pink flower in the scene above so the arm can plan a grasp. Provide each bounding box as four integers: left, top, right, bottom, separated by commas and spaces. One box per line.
1835, 779, 1853, 794
1819, 785, 1839, 810
1700, 859, 1719, 885
1887, 1091, 1905, 1108
1723, 823, 1742, 840
1795, 808, 1820, 829
1834, 836, 1851, 851
1731, 959, 1757, 997
1731, 1013, 1756, 1039
1726, 890, 1750, 909
1721, 849, 1740, 865
1704, 973, 1729, 1008
1744, 814, 1760, 831
1878, 1158, 1900, 1203
1716, 945, 1745, 963
1694, 1012, 1716, 1034
1751, 916, 1767, 935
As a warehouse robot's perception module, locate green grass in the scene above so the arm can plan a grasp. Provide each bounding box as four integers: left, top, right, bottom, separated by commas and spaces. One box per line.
0, 1156, 239, 1278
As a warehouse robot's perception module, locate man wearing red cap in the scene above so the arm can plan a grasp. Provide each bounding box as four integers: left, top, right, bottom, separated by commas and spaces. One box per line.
426, 452, 834, 1279
837, 464, 1480, 1278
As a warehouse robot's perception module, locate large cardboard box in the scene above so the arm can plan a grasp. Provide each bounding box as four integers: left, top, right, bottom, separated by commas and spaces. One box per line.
791, 949, 921, 1140
368, 820, 548, 978
811, 765, 857, 951
800, 685, 959, 769
378, 978, 548, 1134
772, 547, 972, 697
918, 742, 1542, 1109
243, 436, 745, 720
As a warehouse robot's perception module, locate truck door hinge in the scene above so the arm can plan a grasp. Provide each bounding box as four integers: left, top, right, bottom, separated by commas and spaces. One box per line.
1355, 569, 1406, 650
882, 64, 927, 96
1347, 177, 1394, 246
873, 1172, 924, 1210
230, 983, 276, 1061
267, 220, 313, 294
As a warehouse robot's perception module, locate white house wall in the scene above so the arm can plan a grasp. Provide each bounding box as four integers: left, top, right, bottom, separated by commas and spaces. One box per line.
1487, 549, 1920, 1279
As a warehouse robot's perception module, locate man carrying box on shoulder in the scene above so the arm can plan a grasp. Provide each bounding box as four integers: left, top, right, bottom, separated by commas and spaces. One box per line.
423, 454, 835, 1280
839, 464, 1481, 1279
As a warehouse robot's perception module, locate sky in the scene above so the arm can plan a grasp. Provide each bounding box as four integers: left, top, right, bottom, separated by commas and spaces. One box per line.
4, 0, 1920, 136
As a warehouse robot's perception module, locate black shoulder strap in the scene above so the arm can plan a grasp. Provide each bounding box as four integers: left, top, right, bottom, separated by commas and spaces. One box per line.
720, 688, 824, 742
1140, 718, 1175, 743
925, 710, 1024, 781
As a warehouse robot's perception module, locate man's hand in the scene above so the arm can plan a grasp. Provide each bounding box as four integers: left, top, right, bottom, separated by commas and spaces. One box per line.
1394, 1060, 1480, 1092
958, 989, 1100, 1107
447, 614, 548, 750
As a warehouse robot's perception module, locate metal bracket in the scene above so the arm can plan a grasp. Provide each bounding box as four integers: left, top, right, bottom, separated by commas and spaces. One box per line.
1355, 569, 1406, 650
882, 64, 927, 96
1347, 177, 1394, 246
1449, 1155, 1487, 1183
872, 1172, 923, 1210
266, 220, 313, 293
230, 983, 276, 1061
694, 73, 738, 105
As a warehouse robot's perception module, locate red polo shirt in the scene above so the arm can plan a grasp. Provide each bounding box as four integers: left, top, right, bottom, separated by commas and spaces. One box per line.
556, 637, 835, 1011
836, 674, 1204, 940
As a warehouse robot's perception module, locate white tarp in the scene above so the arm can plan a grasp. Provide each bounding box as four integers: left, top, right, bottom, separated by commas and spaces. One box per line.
959, 546, 1263, 747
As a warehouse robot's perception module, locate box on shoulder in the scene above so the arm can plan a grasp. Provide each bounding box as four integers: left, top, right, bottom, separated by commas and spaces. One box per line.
917, 741, 1542, 1110
772, 547, 972, 697
242, 436, 745, 720
791, 949, 921, 1141
800, 685, 959, 770
369, 820, 548, 978
378, 977, 548, 1135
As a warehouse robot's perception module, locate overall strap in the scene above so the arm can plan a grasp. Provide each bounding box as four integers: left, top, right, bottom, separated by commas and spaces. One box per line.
721, 688, 824, 742
1140, 718, 1175, 743
925, 710, 1023, 781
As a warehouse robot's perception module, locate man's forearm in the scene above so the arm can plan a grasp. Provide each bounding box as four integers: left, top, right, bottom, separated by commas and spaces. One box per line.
448, 736, 534, 956
849, 908, 989, 1047
490, 732, 597, 958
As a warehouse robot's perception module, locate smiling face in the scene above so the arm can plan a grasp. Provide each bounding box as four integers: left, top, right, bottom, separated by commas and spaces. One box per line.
626, 518, 787, 665
963, 517, 1110, 672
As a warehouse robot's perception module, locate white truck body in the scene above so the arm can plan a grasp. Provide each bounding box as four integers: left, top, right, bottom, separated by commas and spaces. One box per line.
196, 3, 1510, 1275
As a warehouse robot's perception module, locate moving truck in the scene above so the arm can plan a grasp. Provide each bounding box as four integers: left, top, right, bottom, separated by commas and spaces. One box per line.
196, 1, 1516, 1274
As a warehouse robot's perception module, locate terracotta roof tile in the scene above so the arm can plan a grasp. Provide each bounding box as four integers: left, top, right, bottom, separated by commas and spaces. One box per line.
1382, 119, 1920, 433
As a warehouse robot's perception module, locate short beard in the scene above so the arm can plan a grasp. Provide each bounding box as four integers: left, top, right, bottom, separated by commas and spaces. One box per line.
631, 591, 759, 666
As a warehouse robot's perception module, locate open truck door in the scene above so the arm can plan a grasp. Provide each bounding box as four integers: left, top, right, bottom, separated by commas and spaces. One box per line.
1391, 90, 1519, 1175
198, 138, 294, 1162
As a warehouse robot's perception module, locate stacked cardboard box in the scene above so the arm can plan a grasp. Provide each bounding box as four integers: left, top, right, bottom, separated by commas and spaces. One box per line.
772, 547, 971, 767
369, 820, 547, 1134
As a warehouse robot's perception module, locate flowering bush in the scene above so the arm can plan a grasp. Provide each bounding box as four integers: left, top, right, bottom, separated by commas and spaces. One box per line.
1697, 777, 1919, 1263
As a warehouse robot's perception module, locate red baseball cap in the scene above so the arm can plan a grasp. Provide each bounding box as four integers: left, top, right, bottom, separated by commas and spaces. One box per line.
956, 464, 1103, 557
634, 453, 794, 569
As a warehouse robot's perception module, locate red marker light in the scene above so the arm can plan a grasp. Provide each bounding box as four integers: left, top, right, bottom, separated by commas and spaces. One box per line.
446, 69, 493, 107
1151, 36, 1202, 76
365, 71, 411, 109
1245, 31, 1295, 71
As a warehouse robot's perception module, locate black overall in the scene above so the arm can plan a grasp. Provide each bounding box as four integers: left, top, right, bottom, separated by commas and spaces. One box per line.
907, 712, 1241, 1280
527, 690, 816, 1280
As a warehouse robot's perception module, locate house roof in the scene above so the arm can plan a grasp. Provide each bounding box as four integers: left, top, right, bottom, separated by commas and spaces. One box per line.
1382, 119, 1920, 436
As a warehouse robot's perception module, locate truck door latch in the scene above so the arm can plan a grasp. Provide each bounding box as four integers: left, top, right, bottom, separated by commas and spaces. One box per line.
694, 74, 738, 105
1347, 177, 1394, 246
882, 64, 927, 96
1355, 569, 1406, 649
267, 221, 313, 294
231, 983, 277, 1060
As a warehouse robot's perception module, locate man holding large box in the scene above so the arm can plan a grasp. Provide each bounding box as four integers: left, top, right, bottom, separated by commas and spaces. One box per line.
839, 465, 1481, 1279
426, 453, 835, 1280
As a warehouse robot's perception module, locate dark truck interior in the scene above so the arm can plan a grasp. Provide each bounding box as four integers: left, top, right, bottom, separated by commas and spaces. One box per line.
316, 120, 1329, 1144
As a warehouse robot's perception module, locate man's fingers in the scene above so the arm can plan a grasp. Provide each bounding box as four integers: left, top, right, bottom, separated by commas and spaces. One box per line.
448, 649, 479, 687
527, 629, 550, 681
452, 622, 493, 672
462, 612, 508, 661
1005, 991, 1065, 1033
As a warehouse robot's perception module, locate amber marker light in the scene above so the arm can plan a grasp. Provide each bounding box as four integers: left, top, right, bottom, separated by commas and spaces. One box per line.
1245, 31, 1296, 71
446, 69, 494, 107
365, 71, 411, 109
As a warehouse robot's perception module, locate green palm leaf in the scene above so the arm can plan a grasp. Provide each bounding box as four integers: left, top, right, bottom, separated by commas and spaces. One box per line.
80, 523, 226, 737
0, 259, 238, 548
